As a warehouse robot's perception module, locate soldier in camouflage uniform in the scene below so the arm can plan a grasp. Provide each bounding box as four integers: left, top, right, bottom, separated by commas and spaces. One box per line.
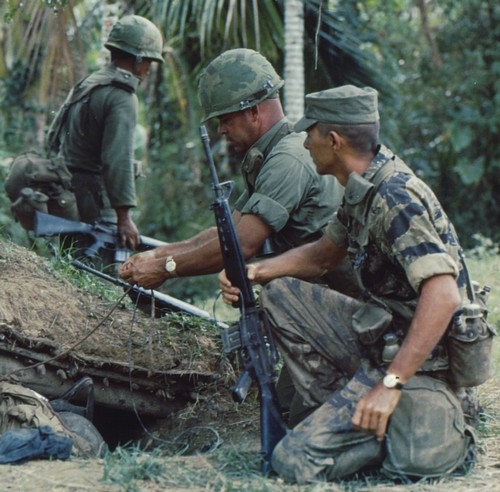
219, 85, 475, 482
47, 15, 164, 264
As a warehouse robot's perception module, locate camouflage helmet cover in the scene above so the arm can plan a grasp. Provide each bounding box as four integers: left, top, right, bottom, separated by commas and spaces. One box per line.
105, 15, 164, 63
198, 48, 284, 122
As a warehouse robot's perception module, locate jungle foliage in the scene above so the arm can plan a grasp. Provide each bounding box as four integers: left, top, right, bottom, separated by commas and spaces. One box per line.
0, 0, 499, 300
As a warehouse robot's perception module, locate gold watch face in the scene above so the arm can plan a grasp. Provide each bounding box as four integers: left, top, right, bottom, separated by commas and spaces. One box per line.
383, 374, 402, 389
165, 258, 176, 272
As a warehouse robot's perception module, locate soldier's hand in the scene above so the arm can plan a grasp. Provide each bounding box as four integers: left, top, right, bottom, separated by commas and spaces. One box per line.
218, 270, 239, 305
218, 264, 258, 305
115, 209, 140, 250
118, 224, 140, 250
119, 251, 167, 290
351, 382, 402, 441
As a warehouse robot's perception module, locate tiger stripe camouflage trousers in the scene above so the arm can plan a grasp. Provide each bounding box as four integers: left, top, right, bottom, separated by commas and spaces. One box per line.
260, 277, 385, 483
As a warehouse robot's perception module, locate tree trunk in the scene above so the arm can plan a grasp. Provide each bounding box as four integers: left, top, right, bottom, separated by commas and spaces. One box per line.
99, 0, 127, 66
415, 0, 442, 67
283, 0, 305, 123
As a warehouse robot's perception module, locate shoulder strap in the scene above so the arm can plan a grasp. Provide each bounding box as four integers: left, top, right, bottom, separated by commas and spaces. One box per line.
243, 121, 293, 194
46, 69, 138, 156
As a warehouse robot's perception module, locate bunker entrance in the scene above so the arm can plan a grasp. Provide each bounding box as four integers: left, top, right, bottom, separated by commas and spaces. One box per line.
0, 322, 220, 450
0, 241, 227, 452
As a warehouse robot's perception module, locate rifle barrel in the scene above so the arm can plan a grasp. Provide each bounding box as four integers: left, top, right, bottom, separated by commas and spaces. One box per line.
71, 260, 227, 328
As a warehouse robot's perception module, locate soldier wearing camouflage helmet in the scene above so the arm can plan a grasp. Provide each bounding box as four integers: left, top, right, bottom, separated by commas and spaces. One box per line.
198, 48, 284, 122
119, 49, 354, 426
46, 14, 164, 269
120, 48, 348, 293
219, 85, 479, 482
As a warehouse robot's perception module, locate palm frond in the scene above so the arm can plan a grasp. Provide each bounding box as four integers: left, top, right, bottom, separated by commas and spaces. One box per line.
303, 0, 390, 96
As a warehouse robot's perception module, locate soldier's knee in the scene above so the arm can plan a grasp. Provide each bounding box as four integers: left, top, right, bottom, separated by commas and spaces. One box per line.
271, 431, 328, 485
261, 277, 295, 309
271, 437, 305, 483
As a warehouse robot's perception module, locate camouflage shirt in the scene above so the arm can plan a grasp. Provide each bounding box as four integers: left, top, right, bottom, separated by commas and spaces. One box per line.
326, 145, 466, 303
234, 119, 344, 254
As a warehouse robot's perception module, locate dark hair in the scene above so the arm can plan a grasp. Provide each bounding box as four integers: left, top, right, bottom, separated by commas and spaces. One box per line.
317, 121, 380, 154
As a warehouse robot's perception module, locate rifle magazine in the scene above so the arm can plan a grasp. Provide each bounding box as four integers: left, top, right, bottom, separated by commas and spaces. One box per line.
220, 322, 242, 353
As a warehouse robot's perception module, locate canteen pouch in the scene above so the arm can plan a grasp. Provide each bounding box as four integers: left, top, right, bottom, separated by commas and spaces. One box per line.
352, 302, 393, 345
447, 291, 496, 387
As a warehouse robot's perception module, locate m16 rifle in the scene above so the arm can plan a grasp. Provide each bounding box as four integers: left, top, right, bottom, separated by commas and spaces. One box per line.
200, 125, 286, 476
34, 211, 166, 263
72, 259, 227, 326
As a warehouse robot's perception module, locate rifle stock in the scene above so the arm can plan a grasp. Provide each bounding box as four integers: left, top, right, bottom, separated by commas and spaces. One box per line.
34, 211, 166, 261
200, 125, 286, 476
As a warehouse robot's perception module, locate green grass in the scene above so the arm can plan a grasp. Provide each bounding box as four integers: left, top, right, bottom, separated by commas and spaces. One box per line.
102, 443, 166, 492
466, 252, 500, 372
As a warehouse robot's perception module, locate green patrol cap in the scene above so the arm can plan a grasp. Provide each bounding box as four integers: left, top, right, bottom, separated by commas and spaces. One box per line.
294, 85, 379, 132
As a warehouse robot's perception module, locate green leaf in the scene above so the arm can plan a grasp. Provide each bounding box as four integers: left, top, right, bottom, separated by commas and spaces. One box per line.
449, 124, 474, 153
453, 156, 484, 185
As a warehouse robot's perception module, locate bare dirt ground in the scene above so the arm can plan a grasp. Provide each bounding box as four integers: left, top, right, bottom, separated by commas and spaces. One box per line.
0, 240, 498, 491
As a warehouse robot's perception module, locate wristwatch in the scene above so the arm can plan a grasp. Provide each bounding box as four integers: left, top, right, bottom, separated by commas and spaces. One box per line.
383, 373, 404, 390
164, 256, 178, 277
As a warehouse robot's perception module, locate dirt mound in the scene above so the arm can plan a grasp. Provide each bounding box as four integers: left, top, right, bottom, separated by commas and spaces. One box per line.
0, 240, 233, 417
0, 240, 221, 371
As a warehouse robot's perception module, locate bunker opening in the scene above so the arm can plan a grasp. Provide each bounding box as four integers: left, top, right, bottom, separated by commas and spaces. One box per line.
0, 241, 232, 453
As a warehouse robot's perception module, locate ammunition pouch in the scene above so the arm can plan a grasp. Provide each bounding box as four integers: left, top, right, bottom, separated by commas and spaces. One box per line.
352, 302, 393, 345
5, 152, 79, 230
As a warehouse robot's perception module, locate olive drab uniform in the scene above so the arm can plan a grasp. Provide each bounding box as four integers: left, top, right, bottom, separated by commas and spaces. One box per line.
198, 49, 357, 428
262, 145, 474, 483
40, 15, 163, 268
48, 65, 141, 224
47, 14, 163, 225
199, 49, 353, 290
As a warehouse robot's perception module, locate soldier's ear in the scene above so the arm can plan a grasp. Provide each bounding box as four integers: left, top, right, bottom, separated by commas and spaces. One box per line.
328, 130, 347, 150
248, 105, 260, 122
329, 130, 342, 150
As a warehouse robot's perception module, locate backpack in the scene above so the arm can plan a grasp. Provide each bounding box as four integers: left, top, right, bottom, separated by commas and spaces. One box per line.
4, 152, 78, 230
0, 381, 104, 458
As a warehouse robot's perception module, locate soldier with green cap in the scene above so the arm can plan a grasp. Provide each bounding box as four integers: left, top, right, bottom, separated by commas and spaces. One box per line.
219, 85, 478, 482
46, 14, 164, 267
